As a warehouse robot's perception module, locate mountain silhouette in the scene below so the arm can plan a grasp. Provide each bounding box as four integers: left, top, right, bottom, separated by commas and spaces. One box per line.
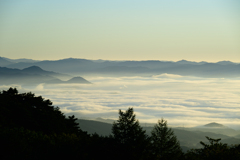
67, 77, 91, 84
1, 57, 39, 63
2, 57, 240, 78
0, 66, 91, 85
45, 77, 91, 84
204, 122, 225, 128
22, 65, 45, 72
0, 57, 14, 66
216, 61, 236, 65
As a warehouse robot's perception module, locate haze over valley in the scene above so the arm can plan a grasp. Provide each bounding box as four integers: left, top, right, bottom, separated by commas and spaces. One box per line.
1, 1, 240, 154
1, 57, 239, 132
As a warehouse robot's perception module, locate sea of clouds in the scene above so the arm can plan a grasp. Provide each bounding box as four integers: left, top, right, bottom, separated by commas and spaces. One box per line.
2, 74, 240, 129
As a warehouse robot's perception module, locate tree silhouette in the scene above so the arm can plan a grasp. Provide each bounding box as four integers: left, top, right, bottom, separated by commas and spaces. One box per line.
112, 107, 150, 159
0, 87, 81, 134
185, 136, 240, 160
150, 118, 182, 160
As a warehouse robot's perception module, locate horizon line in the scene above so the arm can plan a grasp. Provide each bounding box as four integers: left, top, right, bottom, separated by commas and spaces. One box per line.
2, 56, 240, 63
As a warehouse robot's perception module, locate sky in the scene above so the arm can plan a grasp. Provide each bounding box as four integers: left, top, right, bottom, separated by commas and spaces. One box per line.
0, 0, 239, 62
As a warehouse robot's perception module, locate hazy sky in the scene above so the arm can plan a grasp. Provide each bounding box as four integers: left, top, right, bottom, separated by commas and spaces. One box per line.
0, 0, 239, 62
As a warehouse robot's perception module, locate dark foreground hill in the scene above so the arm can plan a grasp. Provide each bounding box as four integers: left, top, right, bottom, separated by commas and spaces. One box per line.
77, 119, 240, 150
1, 88, 239, 160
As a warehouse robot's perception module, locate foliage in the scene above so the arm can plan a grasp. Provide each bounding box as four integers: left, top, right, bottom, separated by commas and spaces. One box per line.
150, 118, 183, 160
0, 87, 81, 134
185, 136, 240, 160
0, 127, 90, 160
112, 107, 150, 159
1, 88, 239, 159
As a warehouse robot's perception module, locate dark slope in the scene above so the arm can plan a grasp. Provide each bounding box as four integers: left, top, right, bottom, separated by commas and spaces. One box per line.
67, 77, 91, 84
188, 122, 238, 136
77, 119, 240, 149
0, 72, 56, 85
77, 119, 112, 136
144, 127, 232, 148
204, 122, 225, 128
22, 65, 46, 72
0, 66, 58, 85
21, 66, 71, 79
0, 57, 14, 66
0, 66, 90, 85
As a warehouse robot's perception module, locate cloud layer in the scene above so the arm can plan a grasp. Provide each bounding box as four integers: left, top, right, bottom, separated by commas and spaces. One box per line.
2, 74, 240, 129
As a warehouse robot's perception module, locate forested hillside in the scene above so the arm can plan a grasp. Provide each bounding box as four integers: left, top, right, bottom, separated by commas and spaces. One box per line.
0, 88, 239, 160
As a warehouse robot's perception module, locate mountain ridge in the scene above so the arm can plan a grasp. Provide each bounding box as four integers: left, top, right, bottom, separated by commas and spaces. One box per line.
204, 122, 225, 128
0, 66, 91, 85
2, 57, 240, 78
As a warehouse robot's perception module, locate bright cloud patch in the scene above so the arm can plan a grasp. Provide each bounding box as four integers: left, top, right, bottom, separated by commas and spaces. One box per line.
2, 75, 240, 129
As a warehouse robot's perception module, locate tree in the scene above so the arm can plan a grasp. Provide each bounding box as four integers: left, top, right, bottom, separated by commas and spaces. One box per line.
112, 107, 150, 159
150, 118, 182, 160
0, 87, 82, 134
185, 136, 240, 160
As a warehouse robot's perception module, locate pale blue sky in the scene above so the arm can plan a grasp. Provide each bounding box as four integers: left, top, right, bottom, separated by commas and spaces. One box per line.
0, 0, 239, 61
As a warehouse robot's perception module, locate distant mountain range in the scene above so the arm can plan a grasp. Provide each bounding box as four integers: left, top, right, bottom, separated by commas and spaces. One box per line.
1, 57, 40, 63
0, 65, 91, 85
1, 57, 240, 78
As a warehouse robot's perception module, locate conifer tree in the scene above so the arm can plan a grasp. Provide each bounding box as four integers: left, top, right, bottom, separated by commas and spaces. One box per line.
185, 136, 240, 160
112, 107, 150, 159
151, 118, 182, 160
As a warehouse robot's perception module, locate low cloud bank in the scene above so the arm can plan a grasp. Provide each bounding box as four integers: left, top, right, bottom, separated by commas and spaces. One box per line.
1, 74, 240, 129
